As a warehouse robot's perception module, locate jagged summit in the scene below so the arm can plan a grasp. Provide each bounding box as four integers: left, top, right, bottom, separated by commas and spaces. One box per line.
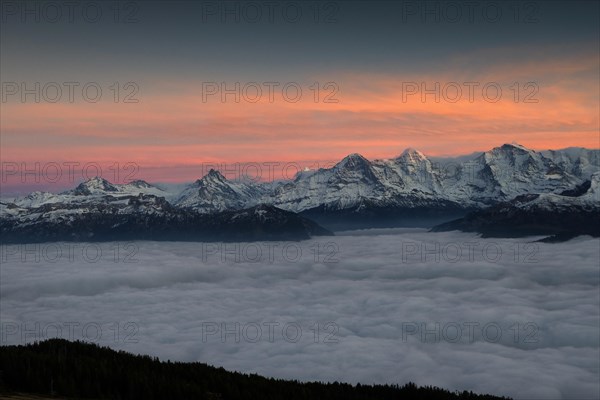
399, 147, 427, 159
335, 153, 371, 170
205, 168, 226, 181
71, 177, 118, 195
495, 142, 534, 153
191, 169, 227, 186
176, 169, 266, 213
505, 141, 528, 149
396, 148, 430, 167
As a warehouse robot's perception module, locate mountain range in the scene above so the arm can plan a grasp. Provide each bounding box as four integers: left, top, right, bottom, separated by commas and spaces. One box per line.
1, 143, 598, 242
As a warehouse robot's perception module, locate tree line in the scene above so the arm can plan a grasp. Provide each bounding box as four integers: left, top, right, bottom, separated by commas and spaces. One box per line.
0, 339, 510, 400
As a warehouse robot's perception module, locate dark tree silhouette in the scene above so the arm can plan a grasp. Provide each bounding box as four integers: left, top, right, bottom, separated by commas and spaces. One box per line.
0, 339, 511, 400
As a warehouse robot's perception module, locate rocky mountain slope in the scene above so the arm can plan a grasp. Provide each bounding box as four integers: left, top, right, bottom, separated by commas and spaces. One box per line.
432, 172, 600, 239
2, 143, 598, 239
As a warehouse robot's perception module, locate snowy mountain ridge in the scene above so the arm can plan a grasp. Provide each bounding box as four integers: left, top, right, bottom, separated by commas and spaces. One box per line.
3, 144, 599, 227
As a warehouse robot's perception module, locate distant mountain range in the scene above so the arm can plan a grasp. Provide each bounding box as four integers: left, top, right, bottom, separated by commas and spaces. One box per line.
1, 144, 598, 242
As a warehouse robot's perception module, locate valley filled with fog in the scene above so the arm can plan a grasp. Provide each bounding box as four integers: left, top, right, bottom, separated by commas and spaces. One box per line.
2, 230, 598, 399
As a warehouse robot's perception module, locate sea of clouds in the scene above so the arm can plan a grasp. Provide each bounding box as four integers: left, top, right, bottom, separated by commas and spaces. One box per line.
1, 229, 599, 399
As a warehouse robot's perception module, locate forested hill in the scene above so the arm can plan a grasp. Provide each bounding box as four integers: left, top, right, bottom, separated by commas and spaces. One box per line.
0, 339, 510, 400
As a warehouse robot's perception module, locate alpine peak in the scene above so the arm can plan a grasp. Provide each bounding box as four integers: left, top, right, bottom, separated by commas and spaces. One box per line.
201, 169, 227, 182
399, 148, 427, 160
336, 153, 371, 169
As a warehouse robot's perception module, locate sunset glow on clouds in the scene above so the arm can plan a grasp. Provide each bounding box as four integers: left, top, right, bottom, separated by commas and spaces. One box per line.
4, 54, 598, 161
1, 1, 598, 192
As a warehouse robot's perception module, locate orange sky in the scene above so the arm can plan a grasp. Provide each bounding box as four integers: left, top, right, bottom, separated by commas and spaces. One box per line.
2, 55, 599, 188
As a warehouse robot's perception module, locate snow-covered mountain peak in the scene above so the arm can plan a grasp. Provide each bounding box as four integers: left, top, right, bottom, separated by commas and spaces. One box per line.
487, 143, 535, 159
205, 168, 227, 182
399, 147, 427, 161
190, 169, 228, 188
335, 153, 371, 170
86, 176, 113, 186
126, 179, 155, 189
503, 142, 529, 150
395, 148, 432, 171
70, 177, 118, 195
175, 169, 266, 213
480, 143, 551, 174
57, 177, 168, 198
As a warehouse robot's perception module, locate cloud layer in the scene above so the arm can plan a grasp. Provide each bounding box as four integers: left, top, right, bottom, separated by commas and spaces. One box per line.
1, 230, 599, 399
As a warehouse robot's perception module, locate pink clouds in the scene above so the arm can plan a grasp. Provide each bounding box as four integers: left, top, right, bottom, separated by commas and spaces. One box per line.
2, 51, 598, 186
